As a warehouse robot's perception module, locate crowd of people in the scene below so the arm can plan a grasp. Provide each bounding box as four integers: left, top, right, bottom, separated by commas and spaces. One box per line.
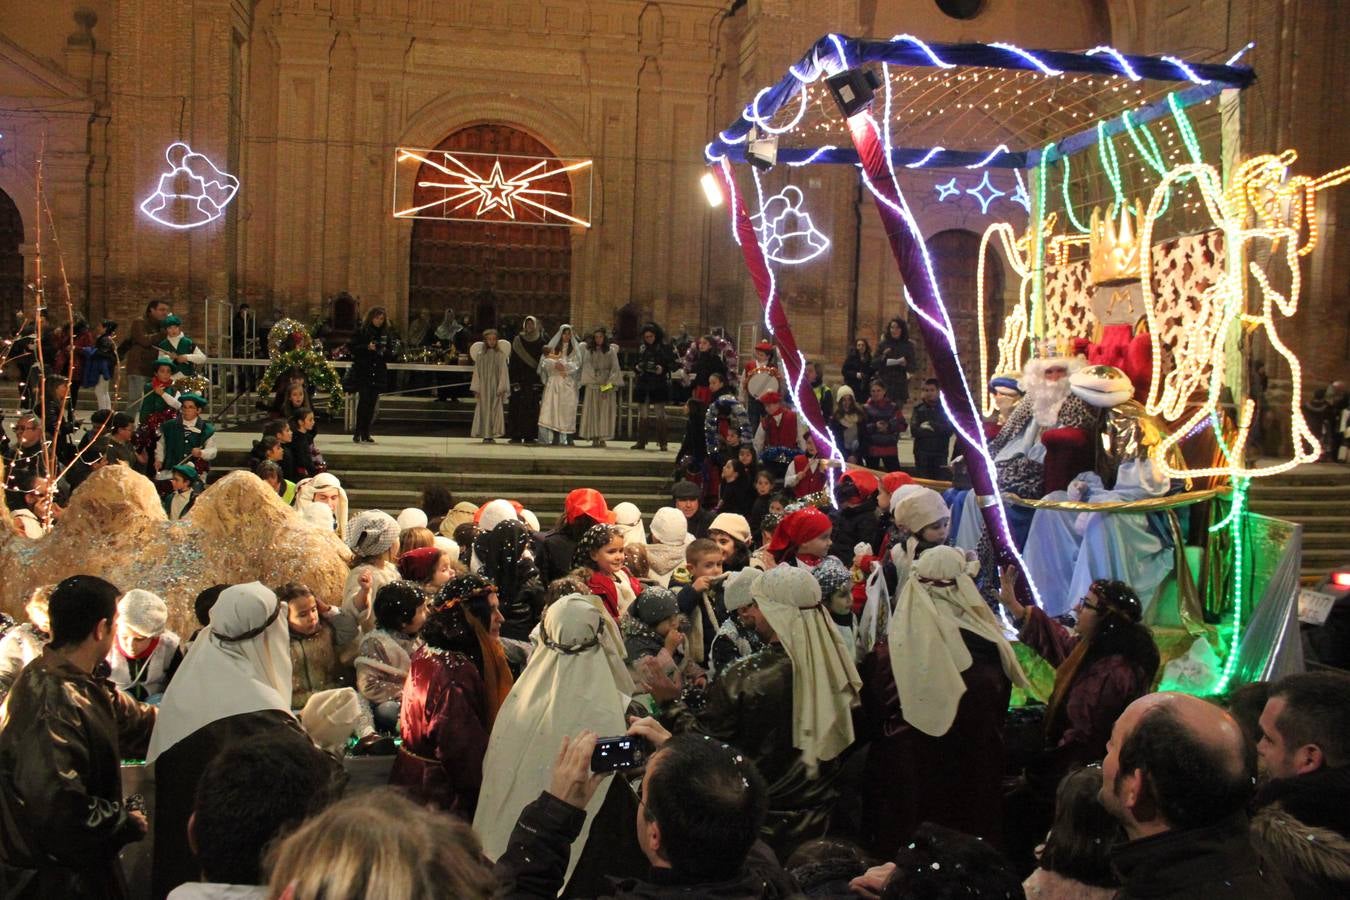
0, 450, 1346, 898
1, 304, 1347, 899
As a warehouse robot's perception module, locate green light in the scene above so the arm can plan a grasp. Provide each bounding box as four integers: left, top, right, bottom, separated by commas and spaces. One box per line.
1121, 109, 1175, 219
1213, 475, 1250, 695
1030, 145, 1051, 336
1059, 153, 1091, 234
1097, 121, 1126, 209
1168, 93, 1204, 165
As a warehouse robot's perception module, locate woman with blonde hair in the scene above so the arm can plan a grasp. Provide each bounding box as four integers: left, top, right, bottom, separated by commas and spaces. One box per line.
266, 788, 496, 900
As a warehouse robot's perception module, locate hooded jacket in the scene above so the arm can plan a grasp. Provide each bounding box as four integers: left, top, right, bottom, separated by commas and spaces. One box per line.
1250, 766, 1350, 900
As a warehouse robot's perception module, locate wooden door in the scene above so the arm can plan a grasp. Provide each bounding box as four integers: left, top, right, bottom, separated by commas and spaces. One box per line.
408, 124, 572, 337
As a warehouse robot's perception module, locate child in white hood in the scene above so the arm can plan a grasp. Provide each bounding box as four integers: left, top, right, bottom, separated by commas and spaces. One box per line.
645, 506, 692, 587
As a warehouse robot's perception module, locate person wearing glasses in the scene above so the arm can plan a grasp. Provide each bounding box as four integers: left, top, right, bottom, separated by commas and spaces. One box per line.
997, 568, 1161, 873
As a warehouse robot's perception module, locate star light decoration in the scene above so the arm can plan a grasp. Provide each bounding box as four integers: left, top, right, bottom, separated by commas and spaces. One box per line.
965, 172, 1007, 214
393, 149, 592, 227
935, 178, 960, 201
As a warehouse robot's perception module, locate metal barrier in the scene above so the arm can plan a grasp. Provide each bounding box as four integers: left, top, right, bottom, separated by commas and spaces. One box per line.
200, 358, 639, 435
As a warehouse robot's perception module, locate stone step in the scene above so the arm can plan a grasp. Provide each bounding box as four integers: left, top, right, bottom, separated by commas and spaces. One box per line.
1249, 483, 1350, 499
214, 448, 676, 477
1303, 533, 1350, 550
1248, 499, 1350, 516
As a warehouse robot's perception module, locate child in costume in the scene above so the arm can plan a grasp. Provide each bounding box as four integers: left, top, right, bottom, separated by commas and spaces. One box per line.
162, 463, 202, 521
572, 523, 639, 619
156, 314, 207, 376
107, 589, 183, 703
155, 391, 215, 484
469, 329, 510, 443
538, 324, 581, 446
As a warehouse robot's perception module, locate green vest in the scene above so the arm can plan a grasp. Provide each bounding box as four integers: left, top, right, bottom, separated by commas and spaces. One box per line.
160, 417, 215, 468
157, 335, 199, 376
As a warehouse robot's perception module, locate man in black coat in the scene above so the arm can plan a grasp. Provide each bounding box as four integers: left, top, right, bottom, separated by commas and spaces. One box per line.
1250, 671, 1350, 899
494, 727, 796, 899
1101, 692, 1291, 899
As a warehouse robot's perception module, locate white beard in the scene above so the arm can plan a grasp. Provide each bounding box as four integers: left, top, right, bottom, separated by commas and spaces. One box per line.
1031, 378, 1071, 427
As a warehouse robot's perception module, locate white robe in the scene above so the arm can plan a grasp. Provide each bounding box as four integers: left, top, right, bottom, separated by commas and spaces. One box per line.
470, 340, 510, 438
539, 349, 580, 435
579, 344, 620, 440
1022, 462, 1172, 617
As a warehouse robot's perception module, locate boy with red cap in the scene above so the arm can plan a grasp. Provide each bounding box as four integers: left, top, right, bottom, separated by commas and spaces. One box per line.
742, 339, 781, 432
784, 433, 839, 500
829, 469, 881, 566
532, 487, 615, 584
753, 390, 801, 478
766, 506, 834, 567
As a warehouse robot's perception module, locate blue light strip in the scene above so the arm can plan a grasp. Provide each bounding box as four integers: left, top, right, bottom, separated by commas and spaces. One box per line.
706, 33, 1252, 166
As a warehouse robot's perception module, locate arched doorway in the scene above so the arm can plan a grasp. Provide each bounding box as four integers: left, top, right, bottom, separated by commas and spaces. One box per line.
0, 189, 23, 332
925, 228, 1005, 383
408, 124, 572, 338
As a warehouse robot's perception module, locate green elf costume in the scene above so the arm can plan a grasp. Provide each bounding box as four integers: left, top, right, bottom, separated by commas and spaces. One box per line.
162, 462, 202, 520
156, 314, 207, 376
155, 391, 216, 483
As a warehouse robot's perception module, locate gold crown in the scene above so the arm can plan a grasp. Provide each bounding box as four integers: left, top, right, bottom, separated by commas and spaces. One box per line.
1090, 200, 1143, 285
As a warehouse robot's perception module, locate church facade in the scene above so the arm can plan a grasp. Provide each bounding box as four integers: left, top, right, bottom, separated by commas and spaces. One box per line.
0, 0, 1345, 391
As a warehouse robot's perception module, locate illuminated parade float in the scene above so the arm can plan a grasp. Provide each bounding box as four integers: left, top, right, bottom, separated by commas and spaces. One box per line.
703, 34, 1348, 696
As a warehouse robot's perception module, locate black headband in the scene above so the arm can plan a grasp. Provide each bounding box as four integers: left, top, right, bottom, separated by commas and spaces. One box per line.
214, 600, 283, 643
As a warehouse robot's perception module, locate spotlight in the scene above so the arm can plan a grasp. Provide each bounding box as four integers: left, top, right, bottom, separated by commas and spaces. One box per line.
700, 171, 724, 207
826, 68, 881, 117
746, 127, 778, 171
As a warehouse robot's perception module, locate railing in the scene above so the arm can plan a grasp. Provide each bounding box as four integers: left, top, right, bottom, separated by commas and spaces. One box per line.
199, 357, 640, 435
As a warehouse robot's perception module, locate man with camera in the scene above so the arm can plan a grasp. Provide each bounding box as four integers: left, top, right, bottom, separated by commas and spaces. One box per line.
494, 721, 796, 899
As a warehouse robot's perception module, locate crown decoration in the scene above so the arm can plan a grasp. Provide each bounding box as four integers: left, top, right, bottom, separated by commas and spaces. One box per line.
1032, 336, 1076, 359
1090, 200, 1144, 285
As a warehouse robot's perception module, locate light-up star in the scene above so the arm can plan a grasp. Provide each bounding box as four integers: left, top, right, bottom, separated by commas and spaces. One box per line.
1010, 173, 1031, 211
966, 171, 1007, 214
394, 149, 593, 227
935, 178, 960, 201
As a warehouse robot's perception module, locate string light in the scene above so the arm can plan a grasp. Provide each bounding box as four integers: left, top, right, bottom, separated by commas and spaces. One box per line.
905, 146, 946, 168
966, 144, 1011, 168
1011, 170, 1030, 211
976, 221, 1033, 414
748, 85, 808, 134
749, 185, 831, 264
889, 33, 956, 69
1096, 121, 1125, 208
989, 42, 1064, 76
785, 145, 837, 166
1058, 152, 1091, 234
1161, 55, 1211, 84
1085, 46, 1142, 81
935, 178, 960, 200
1139, 162, 1323, 479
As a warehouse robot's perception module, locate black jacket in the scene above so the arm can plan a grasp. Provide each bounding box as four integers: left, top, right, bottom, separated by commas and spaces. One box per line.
660, 645, 844, 858
494, 792, 797, 899
1111, 813, 1292, 900
1250, 765, 1350, 900
829, 498, 881, 566
346, 324, 397, 391
0, 650, 157, 900
634, 336, 678, 393
910, 400, 953, 458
